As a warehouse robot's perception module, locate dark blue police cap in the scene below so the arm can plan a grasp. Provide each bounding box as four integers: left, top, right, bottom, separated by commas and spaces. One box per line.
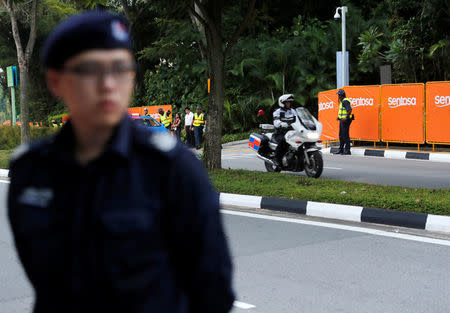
42, 10, 133, 69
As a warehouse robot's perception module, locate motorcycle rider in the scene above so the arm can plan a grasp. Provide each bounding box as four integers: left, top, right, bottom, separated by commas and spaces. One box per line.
273, 94, 296, 168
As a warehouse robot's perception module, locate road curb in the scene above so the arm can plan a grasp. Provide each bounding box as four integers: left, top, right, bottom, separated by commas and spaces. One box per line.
222, 139, 248, 148
3, 164, 448, 233
0, 169, 9, 178
219, 192, 450, 233
322, 147, 450, 163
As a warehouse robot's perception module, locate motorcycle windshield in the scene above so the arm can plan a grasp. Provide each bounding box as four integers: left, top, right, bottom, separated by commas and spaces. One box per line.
296, 107, 316, 130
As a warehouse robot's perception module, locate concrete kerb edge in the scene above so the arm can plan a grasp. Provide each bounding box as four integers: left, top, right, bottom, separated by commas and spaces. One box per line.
0, 169, 9, 178
3, 166, 448, 233
323, 147, 450, 163
219, 192, 450, 233
222, 139, 248, 148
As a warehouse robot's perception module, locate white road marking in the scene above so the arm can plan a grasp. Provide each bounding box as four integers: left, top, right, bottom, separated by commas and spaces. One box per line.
233, 301, 256, 309
221, 209, 450, 247
324, 166, 342, 170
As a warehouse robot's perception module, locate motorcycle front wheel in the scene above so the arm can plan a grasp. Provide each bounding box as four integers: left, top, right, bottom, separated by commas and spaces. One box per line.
304, 151, 323, 178
264, 161, 281, 172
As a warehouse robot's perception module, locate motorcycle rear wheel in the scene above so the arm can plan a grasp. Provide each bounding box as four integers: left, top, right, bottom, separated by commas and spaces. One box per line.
304, 151, 323, 178
264, 161, 281, 172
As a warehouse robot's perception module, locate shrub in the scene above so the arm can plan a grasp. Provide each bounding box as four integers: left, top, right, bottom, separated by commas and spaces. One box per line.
0, 126, 58, 150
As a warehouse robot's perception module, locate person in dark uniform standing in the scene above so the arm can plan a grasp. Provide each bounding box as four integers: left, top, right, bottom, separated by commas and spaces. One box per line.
7, 11, 234, 313
334, 89, 354, 155
273, 94, 296, 168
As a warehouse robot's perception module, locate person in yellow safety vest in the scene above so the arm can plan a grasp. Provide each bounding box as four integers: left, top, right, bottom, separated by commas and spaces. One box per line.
191, 105, 206, 150
164, 110, 172, 130
51, 120, 59, 128
143, 107, 150, 117
334, 89, 354, 155
158, 108, 172, 131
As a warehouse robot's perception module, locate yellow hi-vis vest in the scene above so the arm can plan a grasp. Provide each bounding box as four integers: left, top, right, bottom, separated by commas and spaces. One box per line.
160, 112, 171, 127
338, 98, 354, 119
193, 113, 205, 126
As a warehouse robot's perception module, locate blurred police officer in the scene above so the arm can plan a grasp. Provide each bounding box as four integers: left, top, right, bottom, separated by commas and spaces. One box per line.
335, 89, 354, 155
8, 11, 234, 313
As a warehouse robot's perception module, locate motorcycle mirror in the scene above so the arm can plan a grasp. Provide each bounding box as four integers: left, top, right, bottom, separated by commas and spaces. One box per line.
257, 109, 265, 116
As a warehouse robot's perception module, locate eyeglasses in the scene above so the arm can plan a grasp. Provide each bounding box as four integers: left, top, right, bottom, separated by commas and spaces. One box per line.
62, 62, 137, 83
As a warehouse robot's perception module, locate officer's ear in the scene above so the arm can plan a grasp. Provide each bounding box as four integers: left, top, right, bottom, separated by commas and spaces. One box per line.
46, 69, 63, 99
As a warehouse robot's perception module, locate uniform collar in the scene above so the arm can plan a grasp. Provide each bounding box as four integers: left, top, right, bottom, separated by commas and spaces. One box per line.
53, 115, 132, 164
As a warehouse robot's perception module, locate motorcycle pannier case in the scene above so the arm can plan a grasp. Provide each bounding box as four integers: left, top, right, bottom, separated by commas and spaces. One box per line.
248, 133, 268, 152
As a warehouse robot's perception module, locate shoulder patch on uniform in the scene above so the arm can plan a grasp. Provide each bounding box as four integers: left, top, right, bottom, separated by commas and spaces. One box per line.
148, 131, 177, 153
9, 143, 31, 163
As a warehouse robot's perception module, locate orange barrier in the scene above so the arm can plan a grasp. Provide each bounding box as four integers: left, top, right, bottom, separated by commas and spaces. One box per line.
318, 86, 380, 142
344, 85, 380, 141
380, 84, 424, 143
426, 81, 450, 144
127, 105, 172, 123
318, 89, 339, 141
53, 106, 174, 125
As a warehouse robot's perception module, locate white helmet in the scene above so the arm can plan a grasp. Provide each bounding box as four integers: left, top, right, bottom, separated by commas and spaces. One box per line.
278, 94, 294, 108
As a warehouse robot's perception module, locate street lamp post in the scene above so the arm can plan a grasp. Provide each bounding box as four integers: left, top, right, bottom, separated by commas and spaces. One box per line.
334, 6, 348, 88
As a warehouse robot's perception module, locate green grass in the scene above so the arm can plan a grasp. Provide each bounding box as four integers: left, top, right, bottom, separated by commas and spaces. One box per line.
210, 169, 450, 216
2, 147, 448, 216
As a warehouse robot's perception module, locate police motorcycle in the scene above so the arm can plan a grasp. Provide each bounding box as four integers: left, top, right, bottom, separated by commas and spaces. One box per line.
248, 106, 324, 178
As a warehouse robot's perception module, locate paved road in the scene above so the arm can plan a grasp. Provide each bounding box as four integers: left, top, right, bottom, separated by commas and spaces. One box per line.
226, 208, 450, 313
0, 181, 33, 313
221, 144, 450, 189
1, 180, 450, 313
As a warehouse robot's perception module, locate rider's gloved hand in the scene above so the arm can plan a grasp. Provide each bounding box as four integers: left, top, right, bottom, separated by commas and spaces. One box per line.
280, 122, 289, 128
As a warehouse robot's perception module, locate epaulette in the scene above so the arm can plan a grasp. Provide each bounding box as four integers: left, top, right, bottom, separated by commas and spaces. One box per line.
9, 138, 52, 165
147, 131, 178, 154
9, 143, 32, 164
133, 124, 179, 157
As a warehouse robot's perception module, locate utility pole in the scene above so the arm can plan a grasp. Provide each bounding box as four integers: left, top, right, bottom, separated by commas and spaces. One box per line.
334, 6, 348, 88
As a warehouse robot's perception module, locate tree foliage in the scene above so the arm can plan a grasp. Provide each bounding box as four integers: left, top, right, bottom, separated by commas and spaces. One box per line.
0, 0, 448, 146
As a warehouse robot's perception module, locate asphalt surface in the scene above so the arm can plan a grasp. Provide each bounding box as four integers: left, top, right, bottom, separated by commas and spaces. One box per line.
225, 208, 450, 313
1, 180, 450, 313
0, 181, 33, 313
221, 143, 450, 189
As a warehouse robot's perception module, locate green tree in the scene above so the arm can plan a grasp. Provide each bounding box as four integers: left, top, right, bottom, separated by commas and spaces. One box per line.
185, 0, 257, 169
1, 0, 39, 142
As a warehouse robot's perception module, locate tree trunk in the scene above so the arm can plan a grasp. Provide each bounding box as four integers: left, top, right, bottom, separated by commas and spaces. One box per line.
188, 0, 256, 169
19, 66, 31, 142
203, 36, 224, 169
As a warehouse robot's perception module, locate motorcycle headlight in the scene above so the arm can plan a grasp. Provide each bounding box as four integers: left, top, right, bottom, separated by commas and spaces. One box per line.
306, 132, 320, 140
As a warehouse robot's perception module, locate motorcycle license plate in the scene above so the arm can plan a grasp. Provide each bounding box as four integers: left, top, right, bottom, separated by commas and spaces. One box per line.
248, 135, 261, 151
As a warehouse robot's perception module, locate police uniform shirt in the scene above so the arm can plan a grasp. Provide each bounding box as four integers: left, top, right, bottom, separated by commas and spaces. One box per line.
273, 108, 296, 129
8, 116, 235, 313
